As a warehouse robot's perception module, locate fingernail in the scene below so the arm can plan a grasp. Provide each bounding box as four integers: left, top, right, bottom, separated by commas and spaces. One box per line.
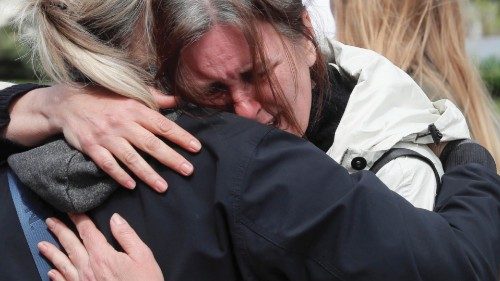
111, 213, 126, 225
181, 162, 194, 176
46, 218, 55, 230
190, 140, 202, 152
126, 180, 136, 189
38, 241, 47, 251
48, 270, 56, 278
155, 179, 168, 192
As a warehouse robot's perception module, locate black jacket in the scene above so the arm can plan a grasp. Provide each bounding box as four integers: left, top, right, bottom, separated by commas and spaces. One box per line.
1, 109, 500, 281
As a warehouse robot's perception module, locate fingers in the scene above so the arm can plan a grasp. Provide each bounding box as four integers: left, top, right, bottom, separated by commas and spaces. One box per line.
85, 145, 136, 189
49, 86, 200, 193
103, 137, 169, 192
38, 241, 78, 281
44, 218, 91, 271
150, 89, 178, 108
69, 214, 124, 280
126, 123, 195, 177
48, 269, 68, 281
109, 213, 152, 259
69, 214, 111, 256
137, 109, 202, 154
148, 89, 201, 155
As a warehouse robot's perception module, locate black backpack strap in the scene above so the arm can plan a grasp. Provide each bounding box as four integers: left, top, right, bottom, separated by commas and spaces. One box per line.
370, 148, 441, 194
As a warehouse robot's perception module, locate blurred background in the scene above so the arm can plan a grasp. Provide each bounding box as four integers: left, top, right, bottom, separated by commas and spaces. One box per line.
1, 0, 500, 112
465, 0, 500, 112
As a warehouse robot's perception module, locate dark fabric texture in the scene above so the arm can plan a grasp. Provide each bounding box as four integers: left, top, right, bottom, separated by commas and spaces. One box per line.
305, 64, 356, 152
0, 167, 41, 281
0, 83, 48, 164
8, 111, 179, 213
8, 140, 118, 213
440, 139, 497, 172
2, 110, 500, 281
0, 138, 26, 166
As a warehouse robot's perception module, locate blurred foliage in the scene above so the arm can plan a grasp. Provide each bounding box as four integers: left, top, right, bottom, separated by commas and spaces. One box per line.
472, 0, 500, 35
0, 25, 37, 81
480, 57, 500, 98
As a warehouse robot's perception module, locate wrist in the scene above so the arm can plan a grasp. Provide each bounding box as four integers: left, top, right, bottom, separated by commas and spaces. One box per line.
6, 87, 60, 145
440, 140, 496, 172
37, 85, 67, 135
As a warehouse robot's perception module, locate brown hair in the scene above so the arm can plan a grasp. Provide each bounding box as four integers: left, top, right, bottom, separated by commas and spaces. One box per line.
153, 0, 329, 135
333, 0, 500, 165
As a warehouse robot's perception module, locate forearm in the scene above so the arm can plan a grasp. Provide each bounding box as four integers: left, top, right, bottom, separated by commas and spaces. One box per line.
240, 130, 500, 280
0, 83, 57, 164
5, 87, 60, 145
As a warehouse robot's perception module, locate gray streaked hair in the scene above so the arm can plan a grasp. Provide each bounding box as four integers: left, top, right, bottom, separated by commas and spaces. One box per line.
16, 0, 158, 109
154, 0, 329, 134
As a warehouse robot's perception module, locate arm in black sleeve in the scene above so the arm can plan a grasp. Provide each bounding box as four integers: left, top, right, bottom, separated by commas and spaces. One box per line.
440, 139, 497, 172
236, 129, 500, 281
0, 83, 48, 164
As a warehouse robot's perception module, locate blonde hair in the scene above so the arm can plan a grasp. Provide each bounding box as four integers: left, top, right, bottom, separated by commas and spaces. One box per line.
333, 0, 500, 165
15, 0, 158, 109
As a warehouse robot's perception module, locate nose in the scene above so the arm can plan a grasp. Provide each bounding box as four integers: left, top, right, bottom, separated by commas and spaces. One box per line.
230, 85, 262, 119
233, 96, 262, 119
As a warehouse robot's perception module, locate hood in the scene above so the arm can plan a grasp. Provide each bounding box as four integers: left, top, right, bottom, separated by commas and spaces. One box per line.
326, 41, 470, 171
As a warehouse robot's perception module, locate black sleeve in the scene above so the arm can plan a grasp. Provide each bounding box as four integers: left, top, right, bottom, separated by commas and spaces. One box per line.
440, 139, 497, 172
0, 83, 48, 164
236, 129, 500, 281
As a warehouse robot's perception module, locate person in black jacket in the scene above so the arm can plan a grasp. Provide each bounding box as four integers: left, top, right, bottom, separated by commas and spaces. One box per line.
2, 107, 500, 281
0, 0, 499, 280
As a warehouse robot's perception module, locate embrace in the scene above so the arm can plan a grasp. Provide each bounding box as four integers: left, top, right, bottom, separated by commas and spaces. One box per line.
0, 0, 499, 280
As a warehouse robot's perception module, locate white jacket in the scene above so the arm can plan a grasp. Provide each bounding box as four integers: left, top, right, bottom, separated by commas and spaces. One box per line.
327, 41, 471, 210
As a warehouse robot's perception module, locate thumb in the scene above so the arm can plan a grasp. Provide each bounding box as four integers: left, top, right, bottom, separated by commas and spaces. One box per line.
149, 87, 177, 108
110, 213, 153, 259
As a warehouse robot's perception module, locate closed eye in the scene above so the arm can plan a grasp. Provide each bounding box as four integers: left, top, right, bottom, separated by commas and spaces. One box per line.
204, 82, 233, 109
208, 82, 229, 95
241, 60, 280, 84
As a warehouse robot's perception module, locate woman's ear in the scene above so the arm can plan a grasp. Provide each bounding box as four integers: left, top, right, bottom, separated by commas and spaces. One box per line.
301, 11, 317, 67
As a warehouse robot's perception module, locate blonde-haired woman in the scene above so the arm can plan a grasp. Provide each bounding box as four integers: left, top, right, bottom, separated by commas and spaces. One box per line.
0, 0, 203, 191
332, 0, 500, 167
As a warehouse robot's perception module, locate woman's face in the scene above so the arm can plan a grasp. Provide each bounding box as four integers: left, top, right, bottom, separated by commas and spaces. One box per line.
180, 22, 317, 135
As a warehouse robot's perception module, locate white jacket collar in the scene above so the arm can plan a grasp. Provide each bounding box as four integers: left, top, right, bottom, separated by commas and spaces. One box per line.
326, 41, 470, 171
